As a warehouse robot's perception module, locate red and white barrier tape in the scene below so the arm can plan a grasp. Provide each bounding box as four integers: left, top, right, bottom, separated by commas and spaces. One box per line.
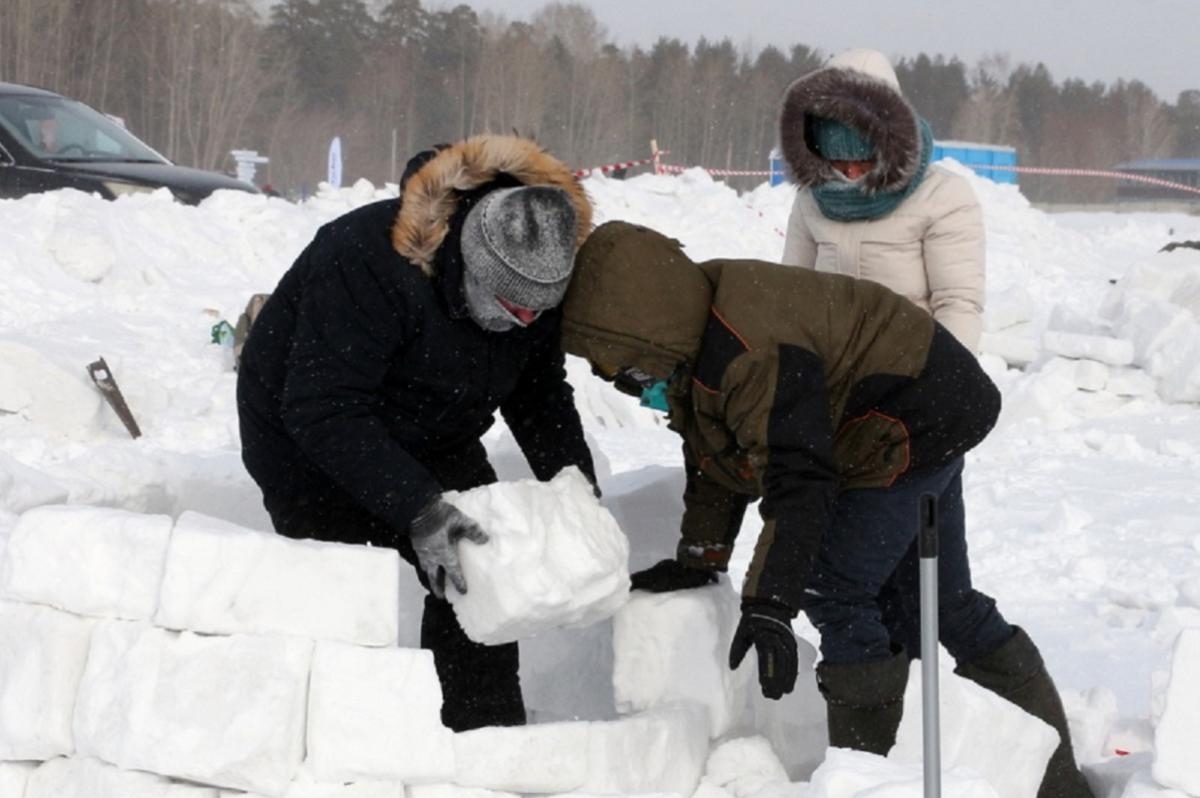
573, 156, 658, 177
660, 164, 776, 177
965, 164, 1200, 196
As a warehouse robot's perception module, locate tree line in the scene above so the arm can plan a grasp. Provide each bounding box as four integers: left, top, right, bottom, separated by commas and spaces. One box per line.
2, 0, 1198, 202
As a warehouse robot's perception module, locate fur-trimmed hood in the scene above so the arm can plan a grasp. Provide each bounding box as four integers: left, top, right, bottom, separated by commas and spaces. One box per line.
392, 135, 592, 276
778, 60, 923, 194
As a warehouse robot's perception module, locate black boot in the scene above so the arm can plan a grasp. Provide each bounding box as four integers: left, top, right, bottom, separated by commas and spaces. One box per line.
955, 627, 1094, 798
421, 595, 526, 731
816, 649, 910, 755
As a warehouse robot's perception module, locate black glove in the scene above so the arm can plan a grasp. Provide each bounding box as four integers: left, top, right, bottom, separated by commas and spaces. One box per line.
409, 498, 489, 599
728, 600, 798, 700
630, 558, 719, 592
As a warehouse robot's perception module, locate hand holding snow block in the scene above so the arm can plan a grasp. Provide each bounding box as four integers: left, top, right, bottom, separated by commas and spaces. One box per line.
306, 642, 454, 785
581, 703, 710, 796
155, 511, 401, 647
0, 601, 95, 760
0, 505, 171, 620
889, 664, 1058, 798
612, 586, 753, 739
1151, 629, 1200, 795
24, 757, 220, 797
453, 722, 589, 793
73, 621, 312, 796
809, 748, 999, 798
444, 468, 630, 645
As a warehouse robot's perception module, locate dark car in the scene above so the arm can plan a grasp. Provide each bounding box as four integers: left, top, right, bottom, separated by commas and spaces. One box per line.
0, 82, 258, 205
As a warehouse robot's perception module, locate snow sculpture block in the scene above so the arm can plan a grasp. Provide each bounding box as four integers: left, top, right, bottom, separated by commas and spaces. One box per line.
0, 760, 35, 796
581, 704, 709, 796
890, 665, 1058, 798
73, 621, 312, 796
156, 511, 401, 647
809, 748, 998, 798
0, 601, 95, 760
445, 468, 630, 645
453, 722, 589, 793
1152, 629, 1200, 795
306, 642, 454, 785
0, 505, 171, 620
24, 757, 219, 797
612, 585, 753, 738
1042, 331, 1134, 366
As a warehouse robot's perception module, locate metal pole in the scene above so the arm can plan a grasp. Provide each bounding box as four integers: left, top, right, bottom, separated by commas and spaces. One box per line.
919, 493, 941, 798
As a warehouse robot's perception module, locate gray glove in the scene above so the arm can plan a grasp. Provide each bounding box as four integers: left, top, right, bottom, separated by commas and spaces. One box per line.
410, 498, 489, 599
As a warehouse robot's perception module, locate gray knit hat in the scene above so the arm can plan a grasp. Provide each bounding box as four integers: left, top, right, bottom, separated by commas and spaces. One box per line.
460, 185, 578, 310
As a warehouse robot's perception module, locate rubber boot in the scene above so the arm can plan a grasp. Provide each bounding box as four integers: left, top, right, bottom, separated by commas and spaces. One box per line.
955, 627, 1094, 798
816, 649, 911, 755
422, 594, 525, 731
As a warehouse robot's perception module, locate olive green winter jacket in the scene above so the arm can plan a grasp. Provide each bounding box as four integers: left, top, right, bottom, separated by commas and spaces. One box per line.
561, 221, 1000, 613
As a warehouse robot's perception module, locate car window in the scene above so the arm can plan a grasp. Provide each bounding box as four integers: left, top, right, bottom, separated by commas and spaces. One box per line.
0, 95, 166, 163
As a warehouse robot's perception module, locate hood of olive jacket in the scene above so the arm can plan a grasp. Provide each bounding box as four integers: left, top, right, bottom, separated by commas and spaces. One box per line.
561, 221, 712, 379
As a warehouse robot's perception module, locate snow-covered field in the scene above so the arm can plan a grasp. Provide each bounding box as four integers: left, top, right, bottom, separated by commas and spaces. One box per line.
2, 164, 1200, 796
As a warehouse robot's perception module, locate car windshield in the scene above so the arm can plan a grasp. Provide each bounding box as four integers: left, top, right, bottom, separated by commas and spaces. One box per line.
0, 94, 165, 163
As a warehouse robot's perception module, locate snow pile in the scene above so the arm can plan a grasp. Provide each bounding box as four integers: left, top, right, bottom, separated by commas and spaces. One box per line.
808, 748, 998, 798
1151, 629, 1200, 794
445, 467, 631, 645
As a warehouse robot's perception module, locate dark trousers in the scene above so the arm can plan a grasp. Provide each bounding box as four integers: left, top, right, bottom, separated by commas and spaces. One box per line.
261, 440, 525, 731
802, 458, 1014, 666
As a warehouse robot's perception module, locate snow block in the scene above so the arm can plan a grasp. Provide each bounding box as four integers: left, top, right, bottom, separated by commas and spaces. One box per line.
1105, 367, 1158, 398
1151, 629, 1200, 795
521, 620, 617, 722
445, 468, 630, 645
1062, 686, 1118, 766
979, 331, 1039, 368
703, 737, 789, 798
453, 722, 589, 793
1042, 330, 1134, 366
889, 664, 1058, 798
0, 761, 35, 797
581, 704, 709, 796
809, 748, 998, 798
0, 504, 172, 620
0, 601, 95, 760
156, 511, 401, 647
73, 621, 312, 796
24, 757, 219, 797
306, 642, 454, 785
612, 585, 753, 739
0, 452, 68, 515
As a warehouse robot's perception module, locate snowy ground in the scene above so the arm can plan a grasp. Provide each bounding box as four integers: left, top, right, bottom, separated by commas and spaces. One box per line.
2, 164, 1200, 792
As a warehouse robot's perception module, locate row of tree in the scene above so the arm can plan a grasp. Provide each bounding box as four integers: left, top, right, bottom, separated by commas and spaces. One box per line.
2, 0, 1198, 201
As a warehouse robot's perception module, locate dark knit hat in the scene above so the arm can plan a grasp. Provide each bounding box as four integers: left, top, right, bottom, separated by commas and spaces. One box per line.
810, 116, 876, 161
460, 185, 578, 310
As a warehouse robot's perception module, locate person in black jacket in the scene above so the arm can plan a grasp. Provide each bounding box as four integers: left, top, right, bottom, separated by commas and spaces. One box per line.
237, 135, 597, 731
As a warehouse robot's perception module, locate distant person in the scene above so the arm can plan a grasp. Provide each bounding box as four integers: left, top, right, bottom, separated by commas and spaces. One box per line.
237, 134, 597, 731
561, 220, 1091, 798
779, 48, 985, 353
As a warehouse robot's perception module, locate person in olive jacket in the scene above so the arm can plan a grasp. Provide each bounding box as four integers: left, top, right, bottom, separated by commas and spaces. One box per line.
237, 135, 597, 731
561, 220, 1090, 797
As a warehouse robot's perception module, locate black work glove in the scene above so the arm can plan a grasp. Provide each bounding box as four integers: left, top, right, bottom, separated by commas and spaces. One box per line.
630, 558, 719, 592
409, 498, 489, 599
728, 600, 798, 700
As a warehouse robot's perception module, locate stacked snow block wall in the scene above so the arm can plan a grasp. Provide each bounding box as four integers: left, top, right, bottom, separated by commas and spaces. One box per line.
0, 504, 708, 798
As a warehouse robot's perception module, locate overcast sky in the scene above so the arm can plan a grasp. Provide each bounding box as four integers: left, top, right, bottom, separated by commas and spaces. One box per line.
456, 0, 1200, 101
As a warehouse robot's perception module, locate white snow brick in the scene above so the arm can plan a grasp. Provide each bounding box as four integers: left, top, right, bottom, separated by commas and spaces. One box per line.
73, 621, 312, 796
979, 332, 1039, 368
406, 785, 519, 798
613, 586, 753, 739
0, 761, 35, 797
24, 757, 219, 797
156, 511, 401, 647
1105, 367, 1158, 398
0, 504, 172, 620
444, 467, 630, 645
0, 452, 69, 515
809, 748, 998, 798
0, 601, 95, 760
889, 665, 1058, 798
1151, 629, 1200, 795
306, 642, 454, 785
703, 737, 789, 798
453, 722, 589, 793
1042, 331, 1134, 366
521, 620, 617, 722
581, 704, 709, 796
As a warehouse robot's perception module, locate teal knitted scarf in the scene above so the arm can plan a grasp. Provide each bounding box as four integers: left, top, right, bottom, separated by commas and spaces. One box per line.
812, 118, 934, 222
